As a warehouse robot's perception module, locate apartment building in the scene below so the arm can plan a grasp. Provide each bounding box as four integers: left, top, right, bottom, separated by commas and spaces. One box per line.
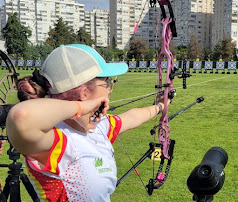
172, 0, 214, 48
1, 0, 85, 44
212, 0, 238, 49
110, 0, 159, 49
85, 9, 110, 47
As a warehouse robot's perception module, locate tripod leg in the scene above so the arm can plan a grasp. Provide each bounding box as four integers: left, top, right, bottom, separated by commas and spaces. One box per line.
8, 174, 21, 202
20, 173, 40, 202
0, 185, 7, 202
2, 175, 11, 201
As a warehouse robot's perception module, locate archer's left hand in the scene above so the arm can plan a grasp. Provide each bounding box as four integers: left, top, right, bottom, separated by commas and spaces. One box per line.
156, 89, 176, 106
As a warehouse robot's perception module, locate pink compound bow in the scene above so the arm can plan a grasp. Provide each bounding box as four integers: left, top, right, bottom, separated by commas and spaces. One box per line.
116, 0, 193, 195
146, 0, 177, 194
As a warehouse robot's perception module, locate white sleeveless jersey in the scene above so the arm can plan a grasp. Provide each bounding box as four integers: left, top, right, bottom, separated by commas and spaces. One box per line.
25, 115, 122, 202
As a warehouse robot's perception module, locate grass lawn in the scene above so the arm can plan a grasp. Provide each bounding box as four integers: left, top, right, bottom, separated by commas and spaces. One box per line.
0, 69, 238, 201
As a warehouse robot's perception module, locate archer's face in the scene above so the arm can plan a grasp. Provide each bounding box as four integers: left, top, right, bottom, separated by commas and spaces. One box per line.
88, 77, 113, 100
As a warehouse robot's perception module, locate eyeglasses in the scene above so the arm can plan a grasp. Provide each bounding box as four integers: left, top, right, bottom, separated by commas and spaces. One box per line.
96, 77, 118, 91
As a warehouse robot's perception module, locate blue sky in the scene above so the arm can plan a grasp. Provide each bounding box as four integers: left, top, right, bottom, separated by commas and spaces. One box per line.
76, 0, 109, 10
0, 0, 109, 10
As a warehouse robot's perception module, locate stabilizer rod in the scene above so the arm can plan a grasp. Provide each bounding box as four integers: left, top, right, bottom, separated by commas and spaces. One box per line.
150, 96, 204, 135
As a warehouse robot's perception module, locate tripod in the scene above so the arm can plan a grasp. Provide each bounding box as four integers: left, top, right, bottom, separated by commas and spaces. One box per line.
193, 195, 213, 202
0, 135, 40, 202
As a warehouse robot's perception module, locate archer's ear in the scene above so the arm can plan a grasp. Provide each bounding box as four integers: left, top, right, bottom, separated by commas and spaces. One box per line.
78, 86, 91, 101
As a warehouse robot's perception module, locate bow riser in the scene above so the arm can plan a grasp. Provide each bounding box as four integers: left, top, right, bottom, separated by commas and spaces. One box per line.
157, 18, 174, 159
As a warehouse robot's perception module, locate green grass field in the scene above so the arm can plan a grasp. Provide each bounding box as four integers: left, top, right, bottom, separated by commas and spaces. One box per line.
0, 69, 238, 201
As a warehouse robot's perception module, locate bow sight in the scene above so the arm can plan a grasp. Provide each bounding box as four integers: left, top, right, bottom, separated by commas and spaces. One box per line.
169, 59, 192, 89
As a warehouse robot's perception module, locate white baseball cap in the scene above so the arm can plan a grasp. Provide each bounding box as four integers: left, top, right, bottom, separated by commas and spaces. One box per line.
40, 44, 128, 94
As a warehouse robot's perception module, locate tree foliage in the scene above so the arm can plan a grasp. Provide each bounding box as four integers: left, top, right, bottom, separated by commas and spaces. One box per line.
23, 44, 54, 60
77, 28, 94, 46
187, 34, 202, 60
96, 48, 113, 62
175, 46, 187, 60
212, 36, 236, 61
2, 12, 32, 58
127, 37, 149, 60
169, 41, 177, 59
96, 48, 127, 62
202, 47, 212, 60
145, 48, 156, 60
45, 17, 77, 48
111, 35, 117, 49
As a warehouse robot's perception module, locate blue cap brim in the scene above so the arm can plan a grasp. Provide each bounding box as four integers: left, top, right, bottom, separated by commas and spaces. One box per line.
97, 62, 128, 77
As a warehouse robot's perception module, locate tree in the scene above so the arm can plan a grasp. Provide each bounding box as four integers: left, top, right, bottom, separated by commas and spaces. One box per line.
96, 48, 113, 62
187, 34, 202, 60
111, 35, 117, 49
76, 28, 94, 46
212, 36, 236, 61
45, 17, 77, 48
2, 12, 32, 58
169, 41, 176, 59
202, 47, 212, 60
36, 44, 54, 60
112, 48, 127, 61
127, 37, 149, 60
145, 48, 156, 60
175, 46, 187, 60
24, 44, 54, 60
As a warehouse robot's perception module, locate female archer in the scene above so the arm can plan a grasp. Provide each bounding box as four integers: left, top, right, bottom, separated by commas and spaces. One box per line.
6, 44, 172, 201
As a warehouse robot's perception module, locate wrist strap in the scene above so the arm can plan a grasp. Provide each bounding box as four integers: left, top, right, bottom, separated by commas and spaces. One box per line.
156, 103, 163, 114
71, 101, 82, 119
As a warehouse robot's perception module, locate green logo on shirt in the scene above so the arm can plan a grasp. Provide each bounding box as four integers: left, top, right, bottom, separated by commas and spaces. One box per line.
95, 158, 113, 173
95, 158, 103, 167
